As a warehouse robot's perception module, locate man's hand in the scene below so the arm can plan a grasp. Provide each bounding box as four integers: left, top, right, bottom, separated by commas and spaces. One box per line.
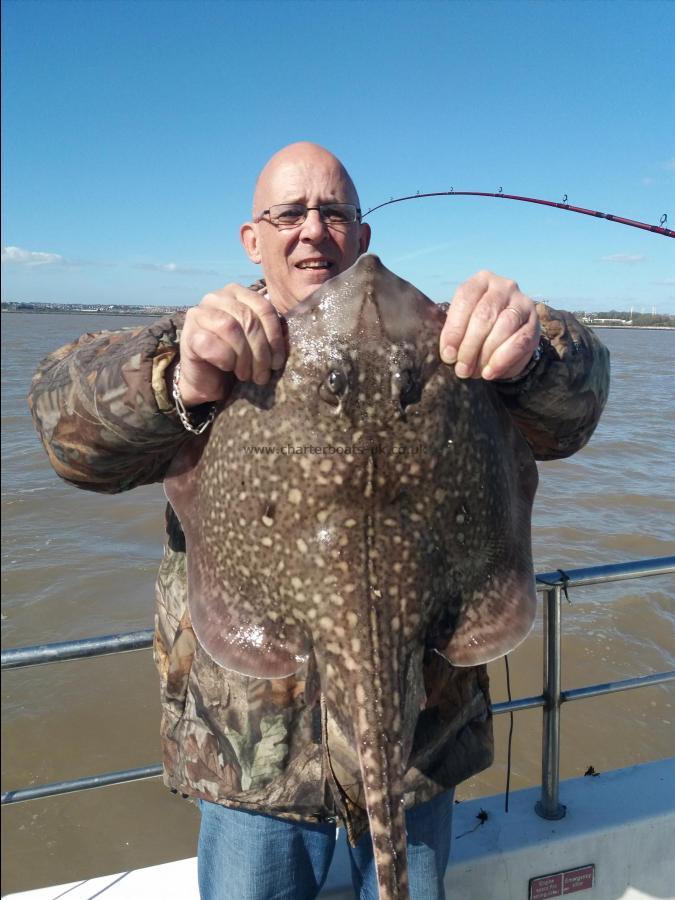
440, 271, 541, 380
173, 285, 286, 408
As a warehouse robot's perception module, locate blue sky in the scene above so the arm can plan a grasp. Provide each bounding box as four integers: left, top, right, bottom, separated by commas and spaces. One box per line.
2, 0, 673, 312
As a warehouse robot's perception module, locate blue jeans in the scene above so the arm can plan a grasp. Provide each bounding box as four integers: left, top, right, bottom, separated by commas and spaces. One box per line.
198, 791, 454, 900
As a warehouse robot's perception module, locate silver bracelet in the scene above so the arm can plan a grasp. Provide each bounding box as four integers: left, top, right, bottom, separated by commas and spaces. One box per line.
171, 361, 217, 435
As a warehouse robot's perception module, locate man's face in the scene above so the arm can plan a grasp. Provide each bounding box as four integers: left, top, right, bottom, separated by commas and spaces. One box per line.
241, 154, 371, 313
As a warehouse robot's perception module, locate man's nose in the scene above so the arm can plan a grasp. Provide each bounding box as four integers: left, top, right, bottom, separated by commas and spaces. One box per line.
299, 208, 328, 241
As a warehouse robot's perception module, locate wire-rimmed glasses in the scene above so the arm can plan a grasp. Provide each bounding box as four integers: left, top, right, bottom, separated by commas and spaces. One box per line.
254, 203, 361, 228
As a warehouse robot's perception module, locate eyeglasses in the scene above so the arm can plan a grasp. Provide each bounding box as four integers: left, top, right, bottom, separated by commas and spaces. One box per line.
254, 203, 361, 228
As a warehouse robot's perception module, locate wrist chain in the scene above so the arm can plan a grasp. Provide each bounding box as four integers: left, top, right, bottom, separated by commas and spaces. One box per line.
172, 361, 217, 435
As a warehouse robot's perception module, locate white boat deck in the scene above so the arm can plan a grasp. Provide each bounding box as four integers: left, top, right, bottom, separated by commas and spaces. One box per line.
5, 758, 674, 900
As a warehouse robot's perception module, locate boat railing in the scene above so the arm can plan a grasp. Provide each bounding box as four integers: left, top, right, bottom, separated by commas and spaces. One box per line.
2, 555, 674, 818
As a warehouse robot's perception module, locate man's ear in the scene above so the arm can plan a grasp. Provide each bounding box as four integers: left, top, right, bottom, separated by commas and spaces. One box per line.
241, 222, 262, 264
359, 222, 372, 254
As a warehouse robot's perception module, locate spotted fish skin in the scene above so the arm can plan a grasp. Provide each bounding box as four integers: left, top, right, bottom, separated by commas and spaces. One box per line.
165, 254, 538, 900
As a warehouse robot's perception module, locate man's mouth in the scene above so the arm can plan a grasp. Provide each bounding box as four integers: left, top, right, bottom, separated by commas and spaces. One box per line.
296, 259, 333, 270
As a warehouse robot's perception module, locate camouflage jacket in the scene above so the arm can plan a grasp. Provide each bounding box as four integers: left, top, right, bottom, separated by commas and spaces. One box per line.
28, 300, 609, 844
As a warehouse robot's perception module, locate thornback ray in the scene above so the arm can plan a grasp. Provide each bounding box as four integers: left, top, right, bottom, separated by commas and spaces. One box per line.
164, 253, 538, 900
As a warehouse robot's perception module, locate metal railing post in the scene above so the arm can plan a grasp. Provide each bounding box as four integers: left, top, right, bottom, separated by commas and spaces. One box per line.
536, 584, 566, 819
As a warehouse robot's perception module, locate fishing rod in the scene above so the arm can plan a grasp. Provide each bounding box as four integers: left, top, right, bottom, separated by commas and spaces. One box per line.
362, 189, 674, 238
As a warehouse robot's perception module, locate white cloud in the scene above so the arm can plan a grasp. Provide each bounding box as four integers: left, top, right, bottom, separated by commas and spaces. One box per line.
2, 245, 66, 266
599, 254, 646, 264
134, 261, 218, 275
652, 277, 675, 286
662, 158, 675, 171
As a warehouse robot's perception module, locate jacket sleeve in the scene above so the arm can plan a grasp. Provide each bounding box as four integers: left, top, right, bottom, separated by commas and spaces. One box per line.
28, 313, 195, 493
496, 304, 610, 461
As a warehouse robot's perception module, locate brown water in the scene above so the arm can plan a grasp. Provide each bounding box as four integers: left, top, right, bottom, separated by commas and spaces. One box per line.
1, 312, 674, 894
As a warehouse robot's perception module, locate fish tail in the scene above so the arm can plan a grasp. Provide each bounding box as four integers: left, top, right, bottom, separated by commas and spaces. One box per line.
352, 605, 410, 899
357, 734, 409, 900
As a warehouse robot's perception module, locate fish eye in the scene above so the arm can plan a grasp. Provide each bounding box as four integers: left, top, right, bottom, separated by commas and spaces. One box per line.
394, 369, 411, 392
394, 368, 421, 408
319, 369, 349, 406
328, 370, 347, 393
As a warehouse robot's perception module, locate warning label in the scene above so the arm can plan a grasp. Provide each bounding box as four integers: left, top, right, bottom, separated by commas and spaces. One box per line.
529, 865, 595, 899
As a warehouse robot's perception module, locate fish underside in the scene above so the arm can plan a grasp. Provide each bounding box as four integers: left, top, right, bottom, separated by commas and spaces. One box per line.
165, 254, 538, 900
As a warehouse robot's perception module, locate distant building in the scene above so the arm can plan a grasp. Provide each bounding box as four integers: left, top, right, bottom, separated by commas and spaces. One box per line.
580, 315, 632, 326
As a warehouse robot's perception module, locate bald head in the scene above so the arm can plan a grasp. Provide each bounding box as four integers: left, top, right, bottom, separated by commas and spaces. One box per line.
241, 142, 371, 313
252, 142, 361, 218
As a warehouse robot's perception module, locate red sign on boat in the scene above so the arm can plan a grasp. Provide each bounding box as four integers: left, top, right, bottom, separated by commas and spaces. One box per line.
529, 864, 595, 899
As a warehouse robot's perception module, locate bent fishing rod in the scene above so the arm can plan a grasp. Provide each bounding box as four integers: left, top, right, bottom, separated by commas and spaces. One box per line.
361, 189, 674, 238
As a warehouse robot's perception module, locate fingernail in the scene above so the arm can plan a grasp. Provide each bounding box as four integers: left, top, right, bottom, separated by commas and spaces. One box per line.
455, 362, 470, 379
441, 344, 457, 364
482, 366, 494, 380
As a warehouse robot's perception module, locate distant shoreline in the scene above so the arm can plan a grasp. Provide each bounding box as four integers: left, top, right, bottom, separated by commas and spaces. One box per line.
1, 308, 181, 317
590, 325, 675, 331
2, 309, 673, 330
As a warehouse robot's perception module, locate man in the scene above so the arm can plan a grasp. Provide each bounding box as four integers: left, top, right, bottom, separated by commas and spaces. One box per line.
29, 142, 609, 900
174, 142, 543, 413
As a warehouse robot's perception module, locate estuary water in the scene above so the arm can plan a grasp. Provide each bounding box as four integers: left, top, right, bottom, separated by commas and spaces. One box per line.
1, 312, 674, 894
